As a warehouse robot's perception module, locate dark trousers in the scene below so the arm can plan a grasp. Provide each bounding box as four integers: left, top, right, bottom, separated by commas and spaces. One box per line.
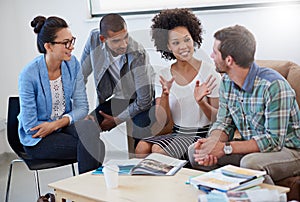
24, 120, 105, 174
91, 98, 155, 148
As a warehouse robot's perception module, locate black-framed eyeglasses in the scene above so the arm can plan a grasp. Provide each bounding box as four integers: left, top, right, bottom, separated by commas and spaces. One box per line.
50, 36, 76, 49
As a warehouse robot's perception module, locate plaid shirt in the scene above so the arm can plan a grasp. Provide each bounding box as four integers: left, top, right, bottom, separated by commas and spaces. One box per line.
210, 62, 300, 152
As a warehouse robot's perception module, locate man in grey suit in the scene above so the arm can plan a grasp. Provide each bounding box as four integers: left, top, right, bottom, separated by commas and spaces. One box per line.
81, 13, 155, 147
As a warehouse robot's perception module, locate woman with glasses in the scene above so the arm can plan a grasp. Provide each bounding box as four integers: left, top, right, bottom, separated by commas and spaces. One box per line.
18, 16, 105, 174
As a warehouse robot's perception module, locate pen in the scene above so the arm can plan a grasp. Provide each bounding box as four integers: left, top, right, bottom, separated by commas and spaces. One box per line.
197, 185, 213, 194
239, 176, 257, 185
105, 94, 115, 102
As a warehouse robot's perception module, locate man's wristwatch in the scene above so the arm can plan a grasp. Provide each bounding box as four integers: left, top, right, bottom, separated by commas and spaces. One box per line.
223, 142, 233, 155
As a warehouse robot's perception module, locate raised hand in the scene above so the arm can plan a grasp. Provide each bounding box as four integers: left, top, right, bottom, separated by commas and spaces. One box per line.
194, 75, 217, 103
159, 75, 175, 96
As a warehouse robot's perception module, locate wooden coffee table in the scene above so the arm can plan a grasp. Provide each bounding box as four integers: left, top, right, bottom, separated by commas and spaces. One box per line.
49, 168, 290, 202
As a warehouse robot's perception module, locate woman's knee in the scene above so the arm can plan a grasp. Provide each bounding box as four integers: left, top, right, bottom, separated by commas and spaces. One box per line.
151, 144, 166, 155
135, 141, 152, 156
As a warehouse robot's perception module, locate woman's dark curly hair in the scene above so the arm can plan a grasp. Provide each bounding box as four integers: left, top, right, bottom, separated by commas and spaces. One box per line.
151, 8, 203, 60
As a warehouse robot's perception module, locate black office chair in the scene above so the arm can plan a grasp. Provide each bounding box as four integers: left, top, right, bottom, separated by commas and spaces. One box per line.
5, 96, 77, 202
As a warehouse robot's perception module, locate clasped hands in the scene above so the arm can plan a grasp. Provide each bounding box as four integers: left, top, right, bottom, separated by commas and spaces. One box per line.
193, 137, 225, 166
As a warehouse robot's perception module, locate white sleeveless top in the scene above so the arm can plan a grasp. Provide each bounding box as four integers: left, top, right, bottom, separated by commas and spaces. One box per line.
154, 61, 221, 128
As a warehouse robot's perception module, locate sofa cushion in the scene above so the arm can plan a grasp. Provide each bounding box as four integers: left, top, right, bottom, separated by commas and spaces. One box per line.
256, 60, 296, 79
287, 65, 300, 107
276, 176, 300, 201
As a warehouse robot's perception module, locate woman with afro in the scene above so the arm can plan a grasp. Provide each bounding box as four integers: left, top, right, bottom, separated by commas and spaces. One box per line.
135, 8, 221, 161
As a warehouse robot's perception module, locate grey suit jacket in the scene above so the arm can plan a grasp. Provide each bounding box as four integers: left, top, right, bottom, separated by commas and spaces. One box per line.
81, 28, 154, 121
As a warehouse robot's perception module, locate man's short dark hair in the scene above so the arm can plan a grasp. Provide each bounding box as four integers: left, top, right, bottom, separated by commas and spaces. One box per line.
214, 25, 256, 67
99, 13, 126, 37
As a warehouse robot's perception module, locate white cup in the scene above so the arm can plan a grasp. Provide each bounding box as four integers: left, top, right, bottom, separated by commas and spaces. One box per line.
103, 165, 119, 189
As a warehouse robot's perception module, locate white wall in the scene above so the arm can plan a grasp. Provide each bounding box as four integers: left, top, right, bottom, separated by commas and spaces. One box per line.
0, 0, 300, 152
1, 0, 300, 119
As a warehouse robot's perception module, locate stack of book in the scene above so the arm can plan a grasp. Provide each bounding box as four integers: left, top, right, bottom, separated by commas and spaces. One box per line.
190, 165, 266, 193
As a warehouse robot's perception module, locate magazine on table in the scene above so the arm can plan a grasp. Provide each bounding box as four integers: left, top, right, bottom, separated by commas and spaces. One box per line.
130, 153, 187, 175
190, 164, 266, 192
92, 153, 187, 176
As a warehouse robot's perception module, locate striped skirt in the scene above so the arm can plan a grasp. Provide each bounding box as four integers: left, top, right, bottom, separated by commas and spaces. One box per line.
142, 125, 211, 160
